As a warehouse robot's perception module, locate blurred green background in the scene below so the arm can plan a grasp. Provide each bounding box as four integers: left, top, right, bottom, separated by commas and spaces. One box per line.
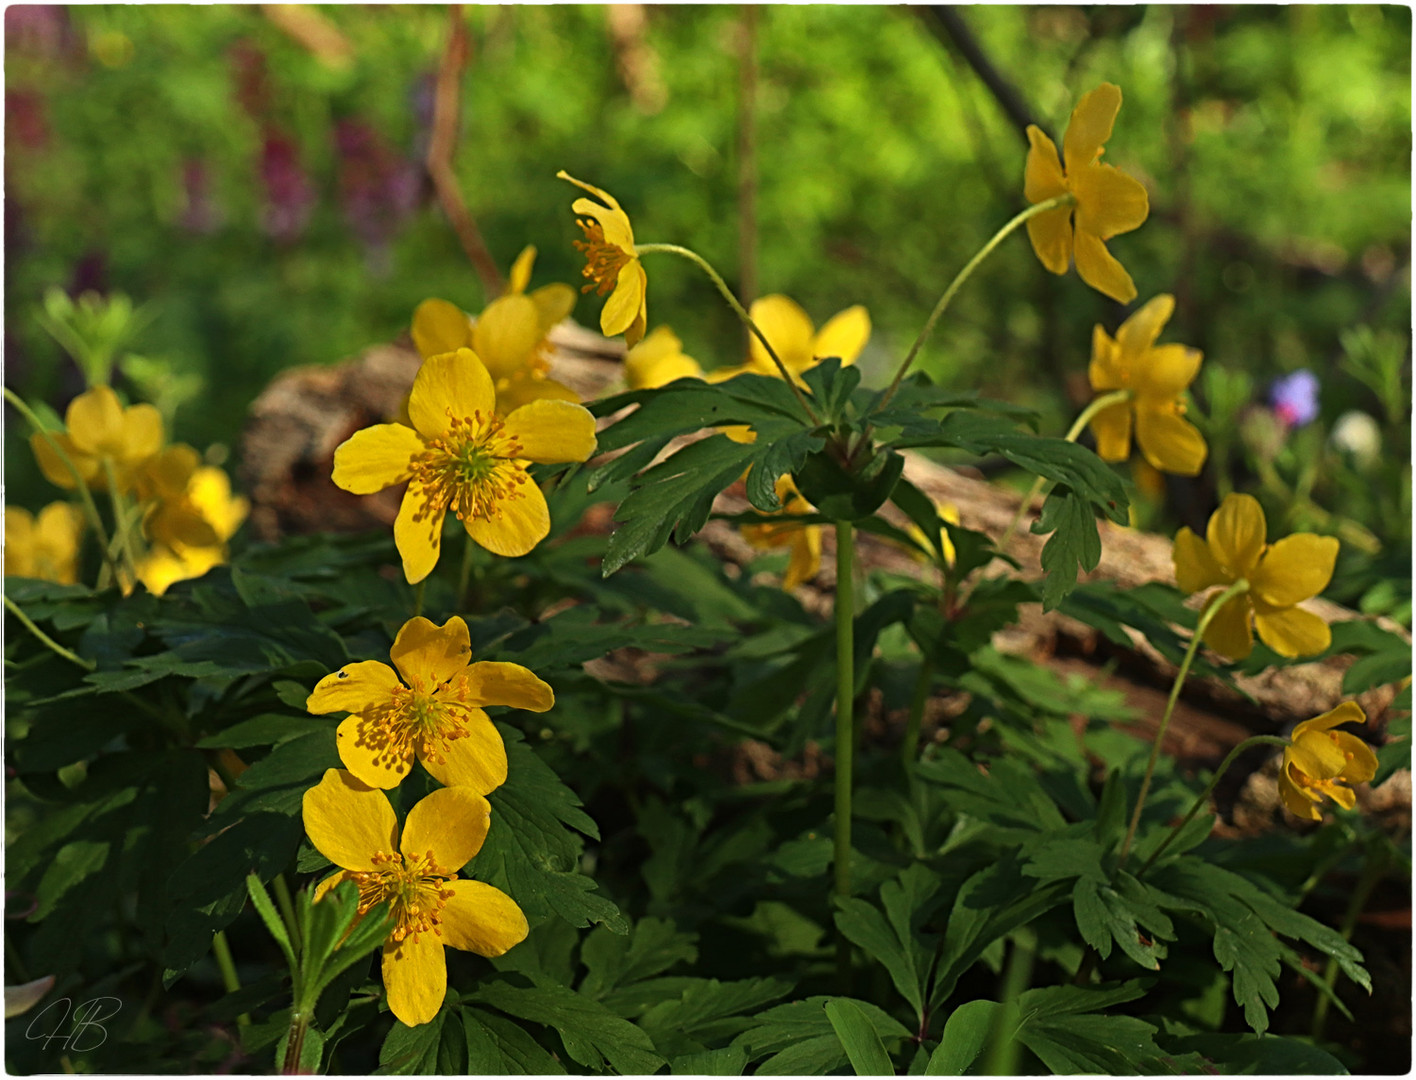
5, 4, 1410, 615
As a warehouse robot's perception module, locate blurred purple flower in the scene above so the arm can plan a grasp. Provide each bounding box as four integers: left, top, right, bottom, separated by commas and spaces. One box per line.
1269, 369, 1319, 429
260, 132, 315, 242
5, 6, 76, 61
179, 158, 221, 234
333, 118, 419, 270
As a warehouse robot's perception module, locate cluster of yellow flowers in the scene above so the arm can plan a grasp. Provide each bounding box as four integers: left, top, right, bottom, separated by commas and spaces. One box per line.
9, 383, 247, 594
301, 615, 544, 1026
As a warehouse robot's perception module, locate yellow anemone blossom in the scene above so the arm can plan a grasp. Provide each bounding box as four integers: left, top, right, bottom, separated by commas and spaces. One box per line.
31, 385, 163, 494
558, 171, 648, 347
1024, 83, 1150, 303
712, 294, 871, 386
1088, 294, 1206, 476
741, 476, 821, 591
307, 615, 552, 793
624, 326, 704, 390
303, 769, 528, 1027
5, 503, 84, 583
133, 446, 248, 595
332, 348, 597, 581
1278, 702, 1378, 821
903, 501, 960, 569
1173, 493, 1338, 661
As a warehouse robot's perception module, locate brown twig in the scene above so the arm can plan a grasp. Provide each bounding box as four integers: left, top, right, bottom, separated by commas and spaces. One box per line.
427, 4, 503, 296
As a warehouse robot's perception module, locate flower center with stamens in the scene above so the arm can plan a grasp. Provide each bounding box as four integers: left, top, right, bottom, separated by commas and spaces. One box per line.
355, 679, 474, 772
572, 220, 632, 296
408, 410, 529, 526
351, 850, 457, 943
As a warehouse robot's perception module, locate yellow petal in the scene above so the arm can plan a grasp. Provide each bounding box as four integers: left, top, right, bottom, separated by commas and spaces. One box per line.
394, 481, 448, 584
501, 399, 597, 464
419, 707, 508, 794
1326, 782, 1358, 810
332, 424, 424, 495
400, 786, 491, 871
1072, 162, 1149, 239
495, 373, 581, 414
781, 525, 822, 590
1279, 764, 1323, 820
1250, 534, 1339, 607
507, 246, 536, 295
626, 348, 704, 390
1072, 229, 1137, 304
337, 713, 416, 789
390, 616, 472, 689
1088, 326, 1125, 391
302, 769, 399, 872
31, 431, 96, 489
1025, 206, 1074, 278
457, 661, 554, 711
408, 349, 496, 440
440, 880, 529, 956
1062, 83, 1122, 174
560, 171, 636, 250
1173, 526, 1227, 594
1115, 295, 1175, 357
311, 870, 351, 904
529, 282, 577, 332
1254, 605, 1331, 658
1201, 594, 1254, 661
600, 261, 647, 339
1206, 494, 1267, 579
411, 299, 472, 360
65, 386, 124, 454
1134, 410, 1207, 476
1140, 344, 1202, 398
464, 479, 549, 558
307, 659, 402, 715
1333, 732, 1379, 784
382, 935, 446, 1028
118, 403, 165, 469
35, 502, 83, 561
748, 294, 815, 373
813, 305, 871, 366
472, 295, 544, 380
1293, 701, 1367, 740
1088, 401, 1133, 463
1292, 728, 1349, 777
1023, 125, 1067, 204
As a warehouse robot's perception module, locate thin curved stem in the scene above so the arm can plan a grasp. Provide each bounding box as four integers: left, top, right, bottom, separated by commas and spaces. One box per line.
1118, 578, 1251, 864
878, 193, 1075, 410
102, 458, 142, 592
4, 386, 120, 585
636, 242, 820, 425
998, 389, 1132, 551
833, 519, 856, 988
211, 930, 250, 1028
4, 595, 95, 670
1137, 735, 1289, 874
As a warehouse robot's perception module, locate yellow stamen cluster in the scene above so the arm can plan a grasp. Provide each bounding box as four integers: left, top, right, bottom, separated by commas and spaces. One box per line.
408, 411, 528, 526
353, 680, 472, 773
572, 221, 631, 296
352, 849, 457, 944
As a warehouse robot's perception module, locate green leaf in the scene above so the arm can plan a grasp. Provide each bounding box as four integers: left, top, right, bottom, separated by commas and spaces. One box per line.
671, 1046, 749, 1075
1034, 489, 1102, 611
927, 999, 998, 1075
1008, 983, 1178, 1074
197, 713, 330, 749
461, 1007, 567, 1074
825, 998, 895, 1076
635, 978, 792, 1057
579, 916, 698, 999
470, 982, 665, 1075
378, 1011, 448, 1074
917, 748, 1068, 834
246, 874, 295, 969
1160, 1031, 1347, 1074
734, 996, 910, 1076
833, 864, 940, 1016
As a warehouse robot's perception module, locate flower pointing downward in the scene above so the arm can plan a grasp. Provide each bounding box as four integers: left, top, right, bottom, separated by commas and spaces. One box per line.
302, 769, 528, 1027
558, 171, 648, 347
1279, 703, 1378, 821
307, 615, 553, 793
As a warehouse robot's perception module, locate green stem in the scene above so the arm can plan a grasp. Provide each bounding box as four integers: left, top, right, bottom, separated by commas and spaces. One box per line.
833, 520, 856, 906
4, 386, 120, 585
457, 533, 475, 611
998, 388, 1133, 552
412, 578, 426, 619
4, 595, 94, 670
1138, 735, 1289, 874
984, 927, 1035, 1076
102, 458, 141, 590
1312, 839, 1389, 1040
211, 930, 250, 1027
878, 193, 1076, 411
272, 874, 301, 952
282, 1007, 311, 1075
1118, 579, 1251, 864
636, 242, 820, 425
901, 657, 933, 772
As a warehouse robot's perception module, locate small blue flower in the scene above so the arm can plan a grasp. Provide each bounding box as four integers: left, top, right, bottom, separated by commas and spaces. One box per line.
1270, 369, 1320, 428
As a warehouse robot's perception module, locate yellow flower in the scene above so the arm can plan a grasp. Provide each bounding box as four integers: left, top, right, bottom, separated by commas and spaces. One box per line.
332, 348, 597, 581
5, 503, 83, 584
558, 171, 648, 347
624, 326, 704, 390
1172, 493, 1338, 660
303, 769, 528, 1027
306, 615, 552, 793
741, 476, 821, 590
132, 446, 248, 595
135, 544, 225, 597
1024, 83, 1150, 303
903, 501, 960, 568
1088, 294, 1207, 476
713, 294, 871, 385
30, 385, 163, 494
1278, 702, 1378, 821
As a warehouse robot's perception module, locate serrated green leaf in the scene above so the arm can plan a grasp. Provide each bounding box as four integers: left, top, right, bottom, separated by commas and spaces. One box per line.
1035, 489, 1102, 611
826, 998, 896, 1076
580, 916, 698, 999
734, 996, 910, 1076
927, 999, 998, 1075
461, 1007, 567, 1074
379, 1011, 447, 1074
671, 1046, 749, 1075
471, 982, 665, 1074
196, 713, 329, 749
